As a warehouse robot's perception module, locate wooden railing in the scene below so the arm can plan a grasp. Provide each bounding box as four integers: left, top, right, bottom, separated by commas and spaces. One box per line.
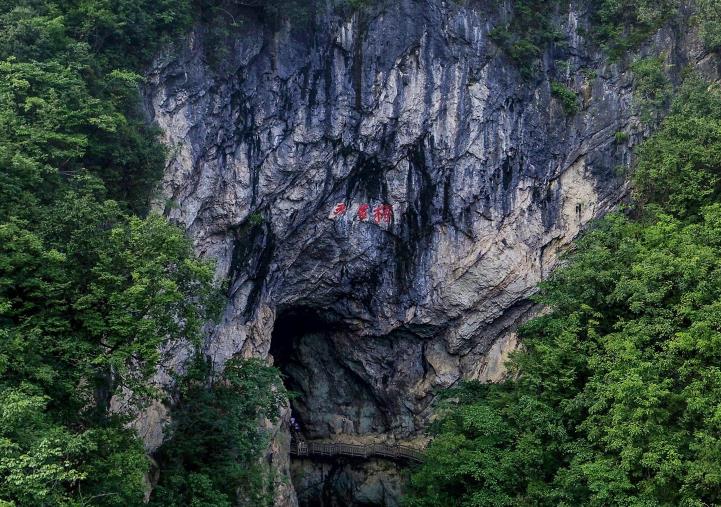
290, 439, 424, 463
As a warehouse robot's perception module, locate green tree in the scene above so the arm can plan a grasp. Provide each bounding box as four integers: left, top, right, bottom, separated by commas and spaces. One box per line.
634, 77, 721, 218
0, 178, 221, 505
0, 0, 193, 213
0, 2, 230, 505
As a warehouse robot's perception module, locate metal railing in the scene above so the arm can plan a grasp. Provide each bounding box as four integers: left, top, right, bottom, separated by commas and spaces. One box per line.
290, 439, 424, 463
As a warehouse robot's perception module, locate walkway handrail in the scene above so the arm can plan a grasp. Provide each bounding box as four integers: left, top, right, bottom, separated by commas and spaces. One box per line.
290, 439, 424, 463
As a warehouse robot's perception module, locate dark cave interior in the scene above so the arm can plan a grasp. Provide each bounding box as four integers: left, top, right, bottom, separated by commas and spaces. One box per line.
269, 306, 389, 440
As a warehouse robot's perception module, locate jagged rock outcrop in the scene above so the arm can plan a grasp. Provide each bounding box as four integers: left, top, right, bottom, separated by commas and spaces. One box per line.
143, 1, 717, 504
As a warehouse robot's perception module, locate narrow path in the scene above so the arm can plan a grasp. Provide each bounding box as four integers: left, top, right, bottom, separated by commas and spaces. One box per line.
290, 438, 424, 463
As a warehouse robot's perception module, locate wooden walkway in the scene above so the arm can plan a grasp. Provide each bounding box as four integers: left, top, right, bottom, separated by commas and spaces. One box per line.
290, 439, 424, 463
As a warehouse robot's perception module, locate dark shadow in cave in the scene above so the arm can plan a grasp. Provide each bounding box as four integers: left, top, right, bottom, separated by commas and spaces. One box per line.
269, 306, 328, 435
269, 306, 389, 440
269, 306, 329, 373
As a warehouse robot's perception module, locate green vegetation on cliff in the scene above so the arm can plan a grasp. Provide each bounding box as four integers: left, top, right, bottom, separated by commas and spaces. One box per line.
0, 1, 288, 505
489, 0, 682, 76
406, 77, 721, 507
489, 0, 564, 78
591, 0, 680, 59
149, 357, 288, 507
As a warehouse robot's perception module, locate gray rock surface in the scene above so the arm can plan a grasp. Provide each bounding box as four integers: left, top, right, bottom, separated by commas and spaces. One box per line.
142, 1, 717, 504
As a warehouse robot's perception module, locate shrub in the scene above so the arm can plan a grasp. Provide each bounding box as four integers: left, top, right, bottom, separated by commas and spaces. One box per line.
150, 357, 288, 507
489, 0, 564, 78
631, 56, 672, 124
551, 81, 580, 115
591, 0, 681, 59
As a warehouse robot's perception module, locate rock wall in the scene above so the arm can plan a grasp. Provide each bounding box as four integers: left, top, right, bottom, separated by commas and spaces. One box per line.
143, 0, 716, 504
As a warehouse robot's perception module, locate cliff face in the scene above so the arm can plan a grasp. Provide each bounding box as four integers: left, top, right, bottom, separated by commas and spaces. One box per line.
143, 1, 715, 504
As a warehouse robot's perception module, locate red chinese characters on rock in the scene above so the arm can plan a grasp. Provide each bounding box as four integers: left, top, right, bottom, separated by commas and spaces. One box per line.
331, 202, 394, 224
373, 204, 393, 224
357, 204, 370, 222
333, 202, 347, 217
382, 204, 393, 224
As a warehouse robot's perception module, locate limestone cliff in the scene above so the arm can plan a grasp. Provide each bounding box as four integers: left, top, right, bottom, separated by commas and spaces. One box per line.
142, 1, 717, 504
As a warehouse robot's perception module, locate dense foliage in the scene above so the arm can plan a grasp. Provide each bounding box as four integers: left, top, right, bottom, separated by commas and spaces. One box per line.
0, 1, 287, 505
0, 187, 218, 505
149, 357, 288, 507
0, 0, 193, 213
635, 77, 721, 217
405, 78, 721, 506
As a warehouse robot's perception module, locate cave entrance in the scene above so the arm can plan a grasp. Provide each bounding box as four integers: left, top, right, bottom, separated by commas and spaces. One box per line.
269, 306, 406, 507
269, 306, 327, 438
269, 306, 388, 440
